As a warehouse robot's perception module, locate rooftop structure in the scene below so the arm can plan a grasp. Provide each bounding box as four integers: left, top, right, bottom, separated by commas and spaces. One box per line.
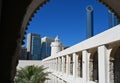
51, 36, 63, 56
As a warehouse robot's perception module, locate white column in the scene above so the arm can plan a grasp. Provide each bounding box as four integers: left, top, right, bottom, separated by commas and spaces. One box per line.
53, 59, 54, 70
98, 45, 108, 83
60, 57, 62, 72
53, 59, 55, 70
49, 61, 51, 70
66, 55, 70, 76
62, 56, 65, 74
55, 76, 58, 83
50, 60, 53, 70
57, 78, 60, 83
56, 58, 58, 71
61, 80, 64, 83
82, 50, 89, 83
51, 60, 53, 70
73, 53, 78, 78
58, 57, 61, 72
55, 58, 57, 71
53, 76, 57, 83
58, 58, 60, 72
50, 60, 51, 69
49, 61, 51, 69
54, 59, 56, 71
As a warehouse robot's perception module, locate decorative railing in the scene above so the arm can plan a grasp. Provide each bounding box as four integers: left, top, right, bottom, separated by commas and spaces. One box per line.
42, 24, 120, 83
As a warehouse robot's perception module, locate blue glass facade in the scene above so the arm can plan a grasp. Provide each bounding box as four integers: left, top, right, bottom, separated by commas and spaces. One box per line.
31, 36, 41, 60
41, 42, 50, 59
27, 34, 41, 60
41, 37, 54, 59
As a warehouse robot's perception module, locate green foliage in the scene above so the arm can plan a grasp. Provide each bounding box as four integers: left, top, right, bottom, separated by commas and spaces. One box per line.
14, 65, 50, 83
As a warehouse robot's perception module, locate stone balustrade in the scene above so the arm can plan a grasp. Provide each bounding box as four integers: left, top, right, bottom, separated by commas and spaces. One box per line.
42, 24, 120, 83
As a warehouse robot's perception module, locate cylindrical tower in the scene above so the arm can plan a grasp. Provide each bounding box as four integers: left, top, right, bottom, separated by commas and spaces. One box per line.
108, 10, 120, 28
51, 36, 62, 56
86, 5, 94, 39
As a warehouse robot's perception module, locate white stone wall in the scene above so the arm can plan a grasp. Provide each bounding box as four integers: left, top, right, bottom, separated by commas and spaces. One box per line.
17, 60, 42, 69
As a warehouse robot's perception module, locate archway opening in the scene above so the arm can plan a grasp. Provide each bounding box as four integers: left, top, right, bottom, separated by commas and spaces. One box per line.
64, 56, 66, 73
78, 53, 82, 78
70, 54, 73, 75
110, 47, 120, 83
89, 52, 98, 82
22, 0, 113, 61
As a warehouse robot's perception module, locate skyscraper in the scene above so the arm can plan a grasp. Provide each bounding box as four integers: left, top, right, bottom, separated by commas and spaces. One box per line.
27, 33, 41, 60
86, 5, 94, 39
41, 37, 54, 59
19, 46, 27, 60
108, 10, 120, 28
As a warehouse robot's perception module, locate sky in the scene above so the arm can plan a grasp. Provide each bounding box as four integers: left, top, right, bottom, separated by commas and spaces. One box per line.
25, 0, 109, 46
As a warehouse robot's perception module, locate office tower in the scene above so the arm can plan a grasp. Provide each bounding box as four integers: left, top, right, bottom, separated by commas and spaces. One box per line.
86, 5, 94, 39
19, 46, 27, 60
27, 33, 41, 60
41, 36, 54, 59
108, 10, 120, 28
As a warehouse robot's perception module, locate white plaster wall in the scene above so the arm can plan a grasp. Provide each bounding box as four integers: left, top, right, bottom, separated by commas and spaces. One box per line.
51, 47, 62, 56
17, 60, 42, 69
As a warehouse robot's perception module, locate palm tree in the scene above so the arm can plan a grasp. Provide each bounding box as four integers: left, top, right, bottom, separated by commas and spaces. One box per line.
14, 65, 50, 83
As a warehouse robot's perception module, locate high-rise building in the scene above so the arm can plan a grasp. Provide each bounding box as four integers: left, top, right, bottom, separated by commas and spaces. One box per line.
41, 36, 54, 59
108, 10, 120, 28
27, 33, 41, 60
86, 5, 94, 39
19, 46, 27, 60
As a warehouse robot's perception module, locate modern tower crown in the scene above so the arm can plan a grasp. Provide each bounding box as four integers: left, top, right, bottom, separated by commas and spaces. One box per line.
86, 5, 93, 12
86, 5, 94, 39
